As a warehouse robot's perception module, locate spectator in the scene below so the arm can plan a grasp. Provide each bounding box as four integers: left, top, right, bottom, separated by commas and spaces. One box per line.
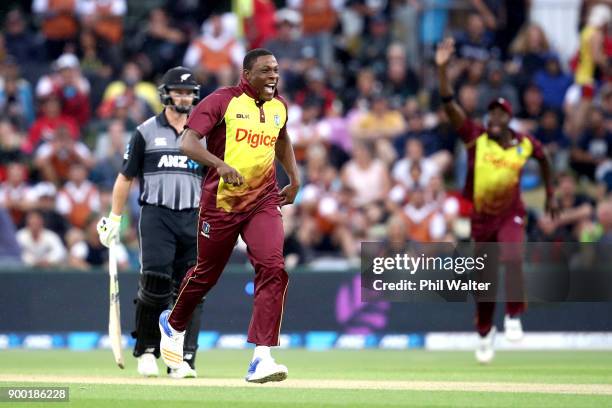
263, 9, 307, 93
26, 93, 79, 154
0, 119, 26, 179
287, 97, 326, 164
0, 162, 31, 226
100, 61, 160, 117
3, 9, 41, 66
534, 109, 570, 171
392, 138, 440, 192
400, 188, 446, 242
292, 0, 337, 67
571, 107, 612, 180
91, 119, 129, 188
36, 53, 91, 127
183, 13, 245, 77
454, 13, 499, 62
516, 84, 545, 134
26, 181, 68, 240
477, 60, 520, 115
360, 95, 413, 141
56, 163, 101, 229
381, 43, 420, 108
0, 58, 35, 130
536, 173, 594, 241
343, 67, 379, 112
16, 210, 67, 267
508, 23, 551, 82
341, 141, 391, 208
294, 66, 337, 115
33, 124, 94, 185
76, 0, 126, 46
32, 0, 79, 60
128, 8, 187, 75
533, 54, 573, 111
242, 0, 277, 50
357, 14, 392, 76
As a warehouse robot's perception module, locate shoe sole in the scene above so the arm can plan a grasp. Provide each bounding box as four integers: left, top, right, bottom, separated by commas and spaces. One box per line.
246, 371, 288, 384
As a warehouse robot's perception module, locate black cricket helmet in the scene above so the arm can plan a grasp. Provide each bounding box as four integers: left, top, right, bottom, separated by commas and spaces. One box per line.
158, 66, 200, 107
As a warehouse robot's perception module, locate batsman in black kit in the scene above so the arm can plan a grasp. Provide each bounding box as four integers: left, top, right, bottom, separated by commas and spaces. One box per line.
97, 67, 206, 378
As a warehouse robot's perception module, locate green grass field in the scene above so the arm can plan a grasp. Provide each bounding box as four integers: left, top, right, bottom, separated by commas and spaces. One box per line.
1, 349, 612, 407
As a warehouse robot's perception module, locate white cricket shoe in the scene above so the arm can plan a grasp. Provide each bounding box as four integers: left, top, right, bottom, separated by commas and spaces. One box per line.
168, 361, 197, 379
245, 357, 288, 383
504, 314, 524, 342
159, 310, 185, 370
475, 327, 496, 364
137, 353, 159, 377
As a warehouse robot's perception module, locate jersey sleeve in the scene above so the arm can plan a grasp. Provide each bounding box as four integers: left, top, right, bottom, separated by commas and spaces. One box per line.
457, 118, 484, 145
185, 88, 234, 139
120, 130, 145, 178
526, 133, 545, 160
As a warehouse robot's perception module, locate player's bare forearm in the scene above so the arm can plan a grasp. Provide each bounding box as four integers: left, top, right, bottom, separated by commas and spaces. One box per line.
275, 132, 300, 205
537, 154, 558, 218
179, 128, 225, 169
111, 173, 132, 215
275, 133, 299, 185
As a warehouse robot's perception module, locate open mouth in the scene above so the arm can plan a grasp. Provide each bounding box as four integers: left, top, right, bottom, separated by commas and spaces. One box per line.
264, 83, 276, 93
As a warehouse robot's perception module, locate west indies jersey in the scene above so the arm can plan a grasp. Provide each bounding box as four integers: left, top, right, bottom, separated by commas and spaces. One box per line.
185, 78, 287, 213
459, 119, 545, 221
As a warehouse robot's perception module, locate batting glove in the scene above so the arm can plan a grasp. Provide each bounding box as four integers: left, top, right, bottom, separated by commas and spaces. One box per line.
97, 212, 122, 248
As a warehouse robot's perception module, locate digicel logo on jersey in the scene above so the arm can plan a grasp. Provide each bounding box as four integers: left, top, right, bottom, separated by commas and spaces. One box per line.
235, 128, 277, 148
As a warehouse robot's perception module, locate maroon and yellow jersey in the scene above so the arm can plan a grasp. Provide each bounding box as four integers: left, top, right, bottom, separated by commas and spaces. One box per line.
459, 119, 545, 218
186, 78, 287, 212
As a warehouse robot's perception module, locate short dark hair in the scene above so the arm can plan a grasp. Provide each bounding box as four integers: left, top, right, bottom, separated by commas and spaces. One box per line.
243, 48, 274, 71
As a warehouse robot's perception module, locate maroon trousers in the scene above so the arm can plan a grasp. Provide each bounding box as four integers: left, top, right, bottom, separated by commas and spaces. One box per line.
472, 213, 526, 336
169, 201, 288, 346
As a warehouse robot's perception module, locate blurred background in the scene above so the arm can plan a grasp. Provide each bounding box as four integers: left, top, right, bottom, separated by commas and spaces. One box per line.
0, 0, 611, 350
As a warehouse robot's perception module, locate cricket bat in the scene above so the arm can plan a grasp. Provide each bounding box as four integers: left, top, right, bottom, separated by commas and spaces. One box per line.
108, 243, 125, 369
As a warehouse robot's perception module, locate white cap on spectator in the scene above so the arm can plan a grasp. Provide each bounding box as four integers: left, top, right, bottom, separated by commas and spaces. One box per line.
33, 182, 57, 198
55, 53, 80, 70
275, 8, 302, 26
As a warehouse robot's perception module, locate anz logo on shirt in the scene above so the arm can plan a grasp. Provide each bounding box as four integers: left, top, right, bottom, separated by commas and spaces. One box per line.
157, 154, 200, 170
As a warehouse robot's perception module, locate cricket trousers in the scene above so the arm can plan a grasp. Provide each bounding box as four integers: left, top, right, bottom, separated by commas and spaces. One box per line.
169, 200, 289, 346
472, 213, 526, 336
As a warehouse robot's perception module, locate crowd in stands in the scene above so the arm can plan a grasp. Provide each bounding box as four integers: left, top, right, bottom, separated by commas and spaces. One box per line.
1, 0, 611, 270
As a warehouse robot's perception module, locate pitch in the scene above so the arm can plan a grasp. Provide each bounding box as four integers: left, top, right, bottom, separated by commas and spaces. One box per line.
1, 349, 611, 407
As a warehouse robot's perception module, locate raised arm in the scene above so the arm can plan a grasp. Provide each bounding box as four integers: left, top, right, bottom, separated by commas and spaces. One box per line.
436, 38, 467, 131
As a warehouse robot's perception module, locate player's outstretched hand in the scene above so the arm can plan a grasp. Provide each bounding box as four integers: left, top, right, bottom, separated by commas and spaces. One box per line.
279, 183, 299, 206
435, 37, 455, 67
217, 163, 244, 186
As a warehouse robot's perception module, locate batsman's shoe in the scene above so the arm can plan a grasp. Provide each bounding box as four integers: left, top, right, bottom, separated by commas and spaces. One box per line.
159, 310, 185, 370
475, 327, 496, 364
504, 314, 524, 342
137, 353, 159, 377
245, 357, 288, 384
168, 361, 197, 379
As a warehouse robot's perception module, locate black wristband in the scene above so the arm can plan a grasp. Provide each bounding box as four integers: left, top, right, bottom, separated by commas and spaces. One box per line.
441, 94, 454, 104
